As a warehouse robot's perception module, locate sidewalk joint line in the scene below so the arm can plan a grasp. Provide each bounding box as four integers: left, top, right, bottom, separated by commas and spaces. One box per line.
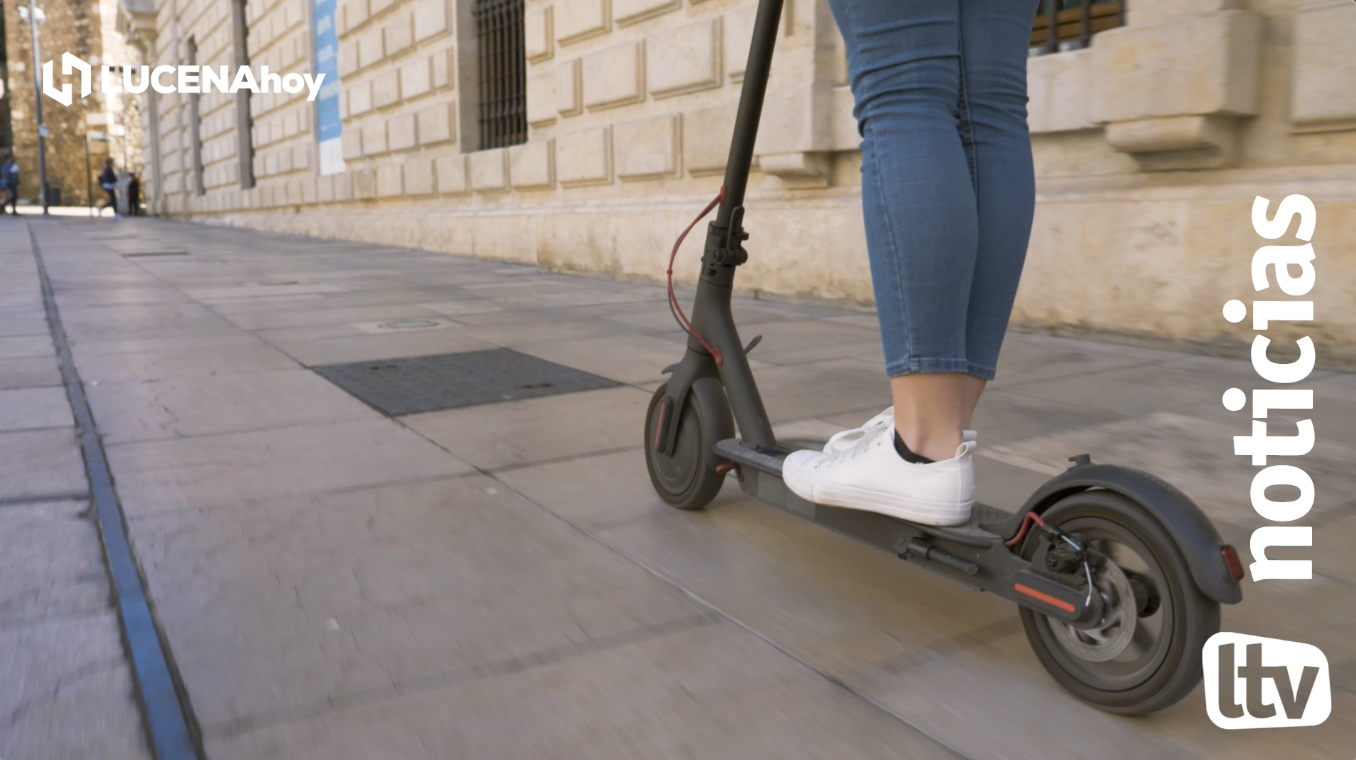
28, 222, 202, 760
0, 492, 91, 508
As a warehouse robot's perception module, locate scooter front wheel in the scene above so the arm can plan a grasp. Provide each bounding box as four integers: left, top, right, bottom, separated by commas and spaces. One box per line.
644, 378, 734, 510
1019, 490, 1220, 715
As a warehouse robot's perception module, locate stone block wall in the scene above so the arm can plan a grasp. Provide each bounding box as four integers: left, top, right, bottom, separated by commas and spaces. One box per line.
133, 0, 1356, 364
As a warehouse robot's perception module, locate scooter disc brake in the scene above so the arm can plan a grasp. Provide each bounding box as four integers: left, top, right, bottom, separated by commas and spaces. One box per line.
1050, 560, 1137, 663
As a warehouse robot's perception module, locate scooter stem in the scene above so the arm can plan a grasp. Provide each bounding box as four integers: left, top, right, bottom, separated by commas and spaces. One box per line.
717, 0, 784, 222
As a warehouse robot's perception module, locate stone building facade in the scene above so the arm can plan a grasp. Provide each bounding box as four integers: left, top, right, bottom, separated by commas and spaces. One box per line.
4, 0, 141, 205
124, 0, 1356, 365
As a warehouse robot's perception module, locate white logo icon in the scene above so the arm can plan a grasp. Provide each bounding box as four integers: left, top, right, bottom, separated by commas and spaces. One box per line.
42, 52, 91, 106
1204, 632, 1330, 729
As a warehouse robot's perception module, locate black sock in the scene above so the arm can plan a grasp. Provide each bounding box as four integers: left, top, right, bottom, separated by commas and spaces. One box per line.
894, 431, 934, 464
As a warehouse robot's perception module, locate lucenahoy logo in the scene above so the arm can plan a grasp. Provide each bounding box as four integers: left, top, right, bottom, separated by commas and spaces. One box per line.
41, 52, 324, 106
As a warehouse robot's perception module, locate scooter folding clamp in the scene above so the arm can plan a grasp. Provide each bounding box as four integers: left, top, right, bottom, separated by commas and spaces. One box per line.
703, 208, 750, 269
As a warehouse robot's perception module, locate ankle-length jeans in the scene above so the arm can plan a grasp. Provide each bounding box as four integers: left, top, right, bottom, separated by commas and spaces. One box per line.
827, 0, 1040, 380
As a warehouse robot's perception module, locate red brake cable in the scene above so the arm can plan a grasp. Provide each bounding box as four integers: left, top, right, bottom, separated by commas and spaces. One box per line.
667, 186, 727, 366
1004, 511, 1046, 547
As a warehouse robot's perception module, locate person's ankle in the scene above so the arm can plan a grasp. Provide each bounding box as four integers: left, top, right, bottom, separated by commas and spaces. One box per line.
894, 427, 961, 463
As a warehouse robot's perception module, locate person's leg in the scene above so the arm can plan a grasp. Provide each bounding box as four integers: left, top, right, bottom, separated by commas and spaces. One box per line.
956, 0, 1040, 424
827, 0, 974, 462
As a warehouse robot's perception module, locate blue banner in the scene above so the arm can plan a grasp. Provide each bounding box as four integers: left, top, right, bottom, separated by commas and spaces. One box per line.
313, 0, 344, 173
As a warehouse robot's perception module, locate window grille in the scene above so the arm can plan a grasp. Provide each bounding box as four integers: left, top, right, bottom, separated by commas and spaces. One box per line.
474, 0, 527, 149
1031, 0, 1124, 54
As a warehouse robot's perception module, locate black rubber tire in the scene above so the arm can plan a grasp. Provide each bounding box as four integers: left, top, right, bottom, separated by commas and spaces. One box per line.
643, 378, 735, 511
1019, 490, 1220, 715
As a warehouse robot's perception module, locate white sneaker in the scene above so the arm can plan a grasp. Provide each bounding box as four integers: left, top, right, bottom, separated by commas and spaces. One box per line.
785, 427, 975, 526
823, 407, 976, 455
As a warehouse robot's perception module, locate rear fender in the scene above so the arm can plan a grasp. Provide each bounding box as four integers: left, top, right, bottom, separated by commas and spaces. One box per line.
1017, 462, 1242, 605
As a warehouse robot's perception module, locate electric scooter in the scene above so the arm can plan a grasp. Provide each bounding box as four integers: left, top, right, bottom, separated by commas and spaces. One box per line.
643, 0, 1244, 715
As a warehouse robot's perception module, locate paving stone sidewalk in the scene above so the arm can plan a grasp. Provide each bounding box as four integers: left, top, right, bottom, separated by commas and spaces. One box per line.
2, 214, 1353, 759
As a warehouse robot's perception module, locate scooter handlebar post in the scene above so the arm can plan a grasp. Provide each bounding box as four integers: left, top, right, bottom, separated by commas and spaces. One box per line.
716, 0, 785, 226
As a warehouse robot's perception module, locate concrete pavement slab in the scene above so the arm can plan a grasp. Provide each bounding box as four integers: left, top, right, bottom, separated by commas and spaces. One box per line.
0, 317, 52, 338
86, 370, 380, 443
999, 360, 1249, 427
0, 387, 75, 431
72, 336, 301, 382
496, 447, 718, 531
592, 491, 1016, 677
980, 411, 1354, 531
0, 501, 109, 623
183, 283, 350, 299
962, 386, 1128, 446
0, 429, 87, 502
404, 385, 652, 470
456, 317, 644, 348
0, 612, 152, 760
57, 302, 243, 345
52, 287, 196, 308
131, 475, 713, 727
0, 356, 62, 390
0, 336, 53, 360
204, 620, 961, 760
724, 319, 883, 366
753, 358, 893, 423
107, 418, 476, 515
222, 304, 443, 331
993, 332, 1164, 386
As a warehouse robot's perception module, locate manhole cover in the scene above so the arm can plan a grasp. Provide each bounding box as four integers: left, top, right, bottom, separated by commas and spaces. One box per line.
312, 348, 619, 416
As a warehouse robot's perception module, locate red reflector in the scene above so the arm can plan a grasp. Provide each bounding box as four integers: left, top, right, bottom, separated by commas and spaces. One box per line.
653, 403, 667, 449
1014, 583, 1076, 613
1221, 545, 1244, 581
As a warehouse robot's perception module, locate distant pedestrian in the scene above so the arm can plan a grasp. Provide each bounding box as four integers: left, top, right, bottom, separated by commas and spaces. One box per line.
1, 153, 19, 215
127, 172, 141, 216
98, 159, 119, 217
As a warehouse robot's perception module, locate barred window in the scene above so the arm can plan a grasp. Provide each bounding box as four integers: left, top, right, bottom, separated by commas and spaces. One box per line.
474, 0, 527, 149
1031, 0, 1125, 55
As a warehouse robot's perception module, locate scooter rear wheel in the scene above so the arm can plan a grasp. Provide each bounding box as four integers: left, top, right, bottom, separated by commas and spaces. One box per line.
644, 378, 734, 510
1019, 490, 1219, 715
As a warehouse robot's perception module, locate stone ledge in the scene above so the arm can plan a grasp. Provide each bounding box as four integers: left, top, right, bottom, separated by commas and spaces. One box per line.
1104, 115, 1236, 170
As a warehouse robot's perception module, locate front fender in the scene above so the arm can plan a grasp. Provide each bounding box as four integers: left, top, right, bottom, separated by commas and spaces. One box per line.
1018, 462, 1242, 605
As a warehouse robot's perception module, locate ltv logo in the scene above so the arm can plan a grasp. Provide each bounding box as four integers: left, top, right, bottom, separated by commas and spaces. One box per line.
1204, 633, 1330, 728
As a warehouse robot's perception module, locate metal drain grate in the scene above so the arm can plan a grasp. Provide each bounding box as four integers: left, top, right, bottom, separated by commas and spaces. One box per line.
312, 348, 619, 416
123, 250, 190, 258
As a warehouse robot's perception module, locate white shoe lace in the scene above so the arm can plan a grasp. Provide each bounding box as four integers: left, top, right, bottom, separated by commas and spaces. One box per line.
814, 427, 888, 469
823, 407, 894, 455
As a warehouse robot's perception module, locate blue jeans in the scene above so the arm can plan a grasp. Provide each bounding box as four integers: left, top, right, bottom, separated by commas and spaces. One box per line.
829, 0, 1039, 380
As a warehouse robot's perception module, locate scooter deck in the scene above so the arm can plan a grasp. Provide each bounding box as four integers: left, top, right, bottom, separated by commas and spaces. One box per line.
714, 438, 1039, 594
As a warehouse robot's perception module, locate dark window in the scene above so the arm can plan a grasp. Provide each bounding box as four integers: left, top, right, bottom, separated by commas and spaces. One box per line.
1031, 0, 1124, 54
187, 37, 204, 195
474, 0, 526, 149
231, 0, 255, 188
